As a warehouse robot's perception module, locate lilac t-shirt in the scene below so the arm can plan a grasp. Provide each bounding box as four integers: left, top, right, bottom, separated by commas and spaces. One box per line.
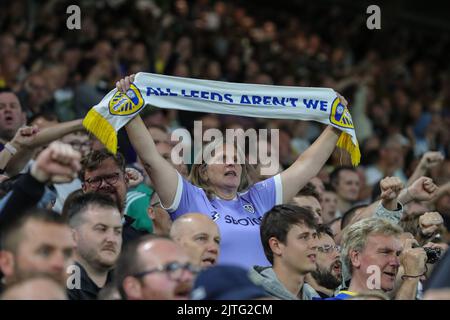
164, 173, 283, 270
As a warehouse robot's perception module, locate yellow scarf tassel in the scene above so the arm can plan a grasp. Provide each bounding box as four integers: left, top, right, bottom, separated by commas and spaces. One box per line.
336, 132, 361, 166
83, 109, 118, 154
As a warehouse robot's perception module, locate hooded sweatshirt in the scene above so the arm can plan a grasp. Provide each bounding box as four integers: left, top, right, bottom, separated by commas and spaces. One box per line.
249, 266, 320, 300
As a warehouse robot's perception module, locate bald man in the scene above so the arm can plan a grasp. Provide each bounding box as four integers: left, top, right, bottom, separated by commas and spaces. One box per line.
170, 213, 221, 267
0, 274, 67, 300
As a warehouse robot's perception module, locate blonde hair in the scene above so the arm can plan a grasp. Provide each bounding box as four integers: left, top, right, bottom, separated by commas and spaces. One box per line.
341, 218, 403, 279
189, 139, 254, 199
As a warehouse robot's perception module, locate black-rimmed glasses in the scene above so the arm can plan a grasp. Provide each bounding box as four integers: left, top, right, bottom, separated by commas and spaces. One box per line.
85, 172, 121, 189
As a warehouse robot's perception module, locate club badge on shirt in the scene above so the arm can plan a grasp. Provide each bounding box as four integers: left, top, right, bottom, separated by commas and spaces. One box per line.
243, 204, 255, 214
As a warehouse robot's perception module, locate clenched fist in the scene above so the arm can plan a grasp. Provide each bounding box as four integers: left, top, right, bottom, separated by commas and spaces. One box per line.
380, 177, 403, 210
419, 211, 444, 237
400, 239, 427, 277
31, 141, 81, 184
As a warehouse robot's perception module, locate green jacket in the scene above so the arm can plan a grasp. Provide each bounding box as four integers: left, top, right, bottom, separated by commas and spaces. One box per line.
125, 183, 154, 234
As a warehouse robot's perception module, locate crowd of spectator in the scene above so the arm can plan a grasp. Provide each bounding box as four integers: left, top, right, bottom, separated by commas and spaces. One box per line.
0, 0, 449, 300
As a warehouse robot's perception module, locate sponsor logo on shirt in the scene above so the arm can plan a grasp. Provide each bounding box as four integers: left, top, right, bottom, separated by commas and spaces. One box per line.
224, 215, 262, 226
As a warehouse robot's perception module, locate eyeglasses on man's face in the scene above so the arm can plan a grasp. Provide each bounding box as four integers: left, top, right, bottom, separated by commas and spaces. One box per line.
317, 245, 341, 254
132, 262, 200, 281
70, 140, 92, 149
85, 172, 121, 189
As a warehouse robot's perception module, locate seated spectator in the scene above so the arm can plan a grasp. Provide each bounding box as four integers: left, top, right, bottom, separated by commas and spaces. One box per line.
170, 213, 221, 267
115, 235, 198, 300
0, 273, 67, 300
249, 204, 320, 300
66, 193, 123, 300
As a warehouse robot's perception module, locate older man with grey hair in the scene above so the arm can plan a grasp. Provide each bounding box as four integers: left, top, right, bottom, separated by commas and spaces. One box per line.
335, 217, 427, 300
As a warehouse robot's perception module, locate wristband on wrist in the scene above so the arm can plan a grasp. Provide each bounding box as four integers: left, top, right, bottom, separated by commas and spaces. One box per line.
4, 143, 17, 155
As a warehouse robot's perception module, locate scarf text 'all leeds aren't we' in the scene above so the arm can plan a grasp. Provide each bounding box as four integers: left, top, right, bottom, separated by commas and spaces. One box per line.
83, 72, 361, 166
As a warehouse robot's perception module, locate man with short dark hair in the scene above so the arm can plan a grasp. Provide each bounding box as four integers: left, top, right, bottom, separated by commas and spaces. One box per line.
80, 149, 147, 243
66, 192, 122, 300
330, 166, 360, 217
290, 182, 323, 224
115, 235, 197, 300
0, 208, 74, 291
321, 184, 338, 223
249, 204, 320, 300
0, 88, 26, 147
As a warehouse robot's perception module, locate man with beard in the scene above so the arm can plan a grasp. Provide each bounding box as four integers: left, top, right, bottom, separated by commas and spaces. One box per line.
305, 225, 341, 298
80, 149, 147, 243
339, 217, 427, 300
170, 213, 221, 268
115, 235, 197, 300
66, 192, 122, 300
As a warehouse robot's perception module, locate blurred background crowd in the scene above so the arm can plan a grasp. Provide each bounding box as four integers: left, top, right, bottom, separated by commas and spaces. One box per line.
0, 0, 449, 301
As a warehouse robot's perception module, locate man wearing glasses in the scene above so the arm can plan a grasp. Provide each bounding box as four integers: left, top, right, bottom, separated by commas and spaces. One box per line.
305, 225, 342, 298
80, 149, 147, 243
115, 235, 198, 300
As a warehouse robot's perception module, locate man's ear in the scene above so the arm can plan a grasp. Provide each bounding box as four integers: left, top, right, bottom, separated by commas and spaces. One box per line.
0, 250, 15, 278
123, 276, 142, 300
147, 206, 155, 220
350, 249, 361, 269
268, 237, 283, 259
124, 172, 130, 187
71, 229, 79, 247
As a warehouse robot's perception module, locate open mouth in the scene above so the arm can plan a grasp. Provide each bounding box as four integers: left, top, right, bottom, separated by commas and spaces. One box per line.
332, 261, 341, 273
201, 257, 216, 266
174, 284, 192, 299
4, 115, 14, 123
307, 253, 316, 262
383, 271, 396, 279
224, 171, 237, 177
